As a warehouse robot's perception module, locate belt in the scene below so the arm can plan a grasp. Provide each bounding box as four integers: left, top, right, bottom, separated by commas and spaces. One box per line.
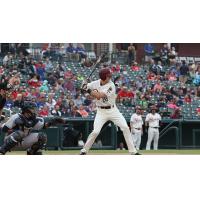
150, 127, 159, 129
133, 128, 141, 130
98, 105, 114, 109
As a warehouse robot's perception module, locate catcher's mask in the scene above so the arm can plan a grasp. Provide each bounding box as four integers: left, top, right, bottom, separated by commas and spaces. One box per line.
21, 101, 37, 120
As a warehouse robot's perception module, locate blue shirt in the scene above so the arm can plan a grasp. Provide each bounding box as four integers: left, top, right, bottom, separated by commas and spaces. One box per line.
67, 46, 76, 53
144, 44, 154, 55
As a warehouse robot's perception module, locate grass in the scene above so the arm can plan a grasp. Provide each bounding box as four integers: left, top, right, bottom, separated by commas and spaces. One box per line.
4, 149, 200, 155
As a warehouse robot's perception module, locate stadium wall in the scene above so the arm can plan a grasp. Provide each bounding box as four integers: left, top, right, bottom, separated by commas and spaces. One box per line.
1, 119, 200, 151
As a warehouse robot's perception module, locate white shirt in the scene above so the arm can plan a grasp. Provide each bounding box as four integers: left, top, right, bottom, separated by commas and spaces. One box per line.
130, 113, 143, 129
87, 79, 116, 107
145, 113, 161, 127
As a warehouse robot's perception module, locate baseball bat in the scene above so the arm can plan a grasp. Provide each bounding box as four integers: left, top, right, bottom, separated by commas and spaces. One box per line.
86, 52, 107, 81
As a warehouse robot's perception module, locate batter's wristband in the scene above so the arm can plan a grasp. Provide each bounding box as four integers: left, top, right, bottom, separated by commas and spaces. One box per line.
87, 89, 92, 94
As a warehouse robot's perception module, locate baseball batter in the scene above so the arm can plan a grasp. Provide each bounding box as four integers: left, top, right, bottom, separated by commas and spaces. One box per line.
145, 106, 161, 150
80, 68, 140, 155
130, 106, 143, 150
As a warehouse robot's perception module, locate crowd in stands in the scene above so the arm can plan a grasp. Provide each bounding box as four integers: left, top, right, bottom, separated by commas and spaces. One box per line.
1, 43, 200, 120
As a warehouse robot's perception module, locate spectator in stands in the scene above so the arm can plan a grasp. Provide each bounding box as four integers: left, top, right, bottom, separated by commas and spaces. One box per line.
196, 106, 200, 116
193, 67, 200, 86
69, 106, 82, 117
45, 95, 57, 110
76, 44, 87, 62
67, 43, 79, 61
51, 105, 62, 116
84, 94, 92, 106
184, 94, 192, 103
195, 86, 200, 97
28, 74, 41, 88
144, 43, 154, 63
44, 58, 53, 74
188, 62, 196, 79
63, 78, 75, 93
179, 60, 189, 84
9, 72, 21, 86
117, 86, 129, 103
160, 43, 170, 65
35, 61, 45, 81
170, 108, 182, 119
74, 94, 84, 107
5, 94, 14, 109
168, 71, 177, 81
167, 99, 179, 110
147, 72, 156, 81
38, 105, 49, 117
131, 62, 140, 71
153, 80, 163, 93
3, 52, 12, 65
40, 80, 49, 92
128, 44, 136, 65
77, 105, 89, 118
111, 62, 121, 73
37, 94, 46, 108
138, 95, 148, 109
168, 46, 177, 64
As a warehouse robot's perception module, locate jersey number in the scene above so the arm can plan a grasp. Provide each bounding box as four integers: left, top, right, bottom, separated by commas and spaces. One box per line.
102, 97, 108, 103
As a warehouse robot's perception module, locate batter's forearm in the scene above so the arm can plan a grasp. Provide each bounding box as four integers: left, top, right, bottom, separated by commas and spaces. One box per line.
90, 91, 106, 99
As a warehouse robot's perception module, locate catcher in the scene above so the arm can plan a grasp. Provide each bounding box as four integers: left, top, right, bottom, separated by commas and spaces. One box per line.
0, 101, 65, 155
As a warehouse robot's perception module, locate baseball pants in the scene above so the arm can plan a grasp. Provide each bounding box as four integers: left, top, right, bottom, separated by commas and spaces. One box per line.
146, 127, 159, 150
4, 132, 40, 150
83, 107, 137, 154
132, 128, 142, 150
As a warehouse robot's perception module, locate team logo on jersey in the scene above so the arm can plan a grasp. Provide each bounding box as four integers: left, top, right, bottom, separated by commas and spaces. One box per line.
107, 87, 112, 93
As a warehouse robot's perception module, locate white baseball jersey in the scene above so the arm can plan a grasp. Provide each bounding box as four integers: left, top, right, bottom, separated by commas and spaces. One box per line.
145, 113, 161, 127
87, 79, 116, 107
130, 113, 143, 129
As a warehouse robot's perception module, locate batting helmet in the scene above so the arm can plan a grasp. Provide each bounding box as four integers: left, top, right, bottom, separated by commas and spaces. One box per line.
99, 68, 112, 81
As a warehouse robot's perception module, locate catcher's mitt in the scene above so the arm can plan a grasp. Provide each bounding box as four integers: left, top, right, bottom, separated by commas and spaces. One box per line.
53, 117, 66, 124
45, 117, 66, 128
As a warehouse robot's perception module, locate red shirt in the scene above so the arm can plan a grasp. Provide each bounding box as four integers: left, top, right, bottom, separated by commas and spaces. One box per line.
127, 91, 134, 98
34, 63, 45, 69
118, 90, 129, 98
184, 97, 192, 103
28, 79, 41, 88
131, 65, 140, 71
11, 91, 18, 100
39, 110, 49, 117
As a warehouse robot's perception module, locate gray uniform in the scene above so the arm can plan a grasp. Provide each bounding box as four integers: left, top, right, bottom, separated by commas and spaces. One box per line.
2, 114, 45, 150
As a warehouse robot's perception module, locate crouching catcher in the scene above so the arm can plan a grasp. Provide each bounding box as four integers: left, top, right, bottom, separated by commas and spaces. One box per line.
0, 101, 66, 155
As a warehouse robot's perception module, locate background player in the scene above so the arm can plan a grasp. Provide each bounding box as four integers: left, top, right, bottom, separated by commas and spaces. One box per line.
130, 106, 143, 150
145, 105, 162, 150
80, 67, 140, 155
0, 101, 65, 155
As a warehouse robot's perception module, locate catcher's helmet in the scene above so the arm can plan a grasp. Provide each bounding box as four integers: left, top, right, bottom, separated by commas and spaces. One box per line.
99, 68, 112, 81
21, 101, 37, 114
